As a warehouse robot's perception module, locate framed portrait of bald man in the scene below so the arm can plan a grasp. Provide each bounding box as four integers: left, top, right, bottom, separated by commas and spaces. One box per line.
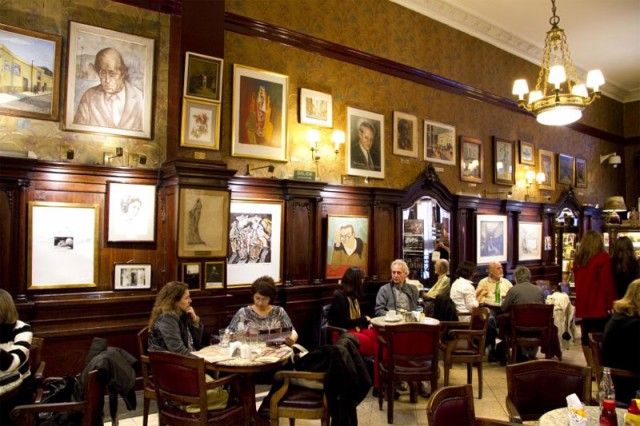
64, 22, 155, 139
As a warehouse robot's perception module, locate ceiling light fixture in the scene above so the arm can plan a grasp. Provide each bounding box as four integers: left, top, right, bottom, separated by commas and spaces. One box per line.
511, 0, 604, 126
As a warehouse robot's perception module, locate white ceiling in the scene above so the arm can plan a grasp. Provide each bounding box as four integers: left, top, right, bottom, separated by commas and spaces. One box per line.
392, 0, 640, 103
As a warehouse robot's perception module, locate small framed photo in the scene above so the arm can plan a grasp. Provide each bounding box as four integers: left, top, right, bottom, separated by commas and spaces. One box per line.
299, 88, 332, 127
346, 107, 385, 179
460, 135, 483, 183
114, 263, 151, 290
538, 149, 555, 190
107, 182, 156, 243
179, 188, 230, 258
204, 261, 224, 289
180, 99, 221, 150
519, 140, 535, 165
0, 23, 62, 121
424, 120, 456, 166
183, 51, 223, 102
493, 136, 515, 185
182, 262, 201, 291
558, 153, 575, 186
575, 158, 587, 188
477, 214, 507, 264
518, 222, 542, 261
393, 111, 418, 158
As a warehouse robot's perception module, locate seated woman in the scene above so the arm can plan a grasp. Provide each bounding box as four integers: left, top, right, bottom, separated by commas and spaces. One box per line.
450, 261, 485, 321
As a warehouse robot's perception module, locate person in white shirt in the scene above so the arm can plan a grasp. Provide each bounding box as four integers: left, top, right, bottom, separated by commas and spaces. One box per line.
450, 261, 486, 321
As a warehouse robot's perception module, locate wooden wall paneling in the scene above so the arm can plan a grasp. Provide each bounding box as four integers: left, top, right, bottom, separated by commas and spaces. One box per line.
284, 197, 315, 285
371, 201, 397, 281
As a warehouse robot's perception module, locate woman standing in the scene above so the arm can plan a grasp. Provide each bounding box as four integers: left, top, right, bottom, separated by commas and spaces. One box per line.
610, 236, 640, 299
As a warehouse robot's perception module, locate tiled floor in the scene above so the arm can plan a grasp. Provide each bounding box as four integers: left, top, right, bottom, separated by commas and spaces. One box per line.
106, 338, 589, 426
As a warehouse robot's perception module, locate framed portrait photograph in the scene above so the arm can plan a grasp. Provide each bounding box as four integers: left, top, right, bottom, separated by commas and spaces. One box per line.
107, 182, 156, 243
575, 158, 587, 188
227, 199, 284, 286
178, 188, 230, 258
460, 135, 483, 183
424, 120, 456, 166
346, 107, 385, 179
182, 262, 201, 291
64, 21, 155, 139
538, 149, 555, 190
204, 261, 225, 289
519, 140, 535, 165
0, 23, 61, 121
518, 222, 542, 261
558, 153, 575, 186
28, 202, 98, 289
231, 64, 288, 162
180, 99, 221, 150
393, 111, 418, 158
114, 263, 151, 290
183, 51, 223, 102
493, 136, 515, 185
326, 214, 369, 280
476, 214, 507, 264
299, 88, 332, 127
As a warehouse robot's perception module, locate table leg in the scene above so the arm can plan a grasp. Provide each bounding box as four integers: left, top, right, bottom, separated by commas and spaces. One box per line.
240, 373, 269, 426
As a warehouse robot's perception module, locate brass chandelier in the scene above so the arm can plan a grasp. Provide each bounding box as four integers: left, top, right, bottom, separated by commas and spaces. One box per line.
512, 0, 605, 126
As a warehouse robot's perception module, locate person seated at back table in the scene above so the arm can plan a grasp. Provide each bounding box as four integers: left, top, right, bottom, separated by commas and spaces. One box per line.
424, 259, 450, 316
450, 261, 485, 321
374, 259, 419, 317
476, 261, 513, 359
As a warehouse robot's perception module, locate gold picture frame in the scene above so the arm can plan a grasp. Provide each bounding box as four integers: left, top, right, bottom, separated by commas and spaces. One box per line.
538, 149, 555, 190
460, 135, 483, 183
178, 188, 230, 258
180, 99, 221, 150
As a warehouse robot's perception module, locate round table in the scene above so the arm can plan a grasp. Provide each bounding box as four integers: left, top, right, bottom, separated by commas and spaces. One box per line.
538, 405, 626, 426
370, 315, 440, 328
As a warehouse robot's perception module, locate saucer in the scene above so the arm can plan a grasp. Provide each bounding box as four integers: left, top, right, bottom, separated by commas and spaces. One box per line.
384, 315, 402, 322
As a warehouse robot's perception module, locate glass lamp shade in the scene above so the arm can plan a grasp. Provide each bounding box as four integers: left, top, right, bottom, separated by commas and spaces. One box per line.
536, 105, 583, 126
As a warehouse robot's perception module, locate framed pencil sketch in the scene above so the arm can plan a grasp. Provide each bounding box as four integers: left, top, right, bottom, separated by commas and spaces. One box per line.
519, 140, 535, 165
476, 214, 507, 264
180, 99, 221, 150
114, 263, 151, 290
538, 149, 555, 190
183, 51, 223, 102
460, 135, 483, 183
0, 23, 61, 121
227, 199, 284, 286
518, 222, 542, 261
346, 107, 385, 179
64, 22, 154, 139
424, 120, 456, 166
232, 64, 288, 161
558, 153, 575, 186
493, 136, 515, 185
178, 188, 230, 258
575, 158, 587, 188
299, 88, 332, 127
393, 111, 418, 158
204, 261, 224, 289
107, 182, 156, 243
326, 214, 369, 279
28, 202, 99, 289
182, 262, 201, 291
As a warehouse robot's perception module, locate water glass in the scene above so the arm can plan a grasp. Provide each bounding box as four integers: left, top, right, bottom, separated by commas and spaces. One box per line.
219, 328, 230, 348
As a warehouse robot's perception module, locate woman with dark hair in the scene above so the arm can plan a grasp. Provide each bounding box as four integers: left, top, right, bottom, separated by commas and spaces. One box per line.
450, 261, 486, 321
611, 236, 640, 298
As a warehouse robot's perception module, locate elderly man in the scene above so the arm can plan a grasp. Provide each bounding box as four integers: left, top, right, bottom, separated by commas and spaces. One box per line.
476, 262, 513, 359
424, 259, 450, 316
375, 259, 419, 317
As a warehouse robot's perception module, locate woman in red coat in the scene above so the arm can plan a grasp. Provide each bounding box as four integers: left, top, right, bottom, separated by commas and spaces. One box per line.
573, 230, 617, 373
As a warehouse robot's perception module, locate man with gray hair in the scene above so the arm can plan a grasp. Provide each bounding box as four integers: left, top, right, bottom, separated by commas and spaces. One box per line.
375, 259, 419, 317
350, 119, 380, 171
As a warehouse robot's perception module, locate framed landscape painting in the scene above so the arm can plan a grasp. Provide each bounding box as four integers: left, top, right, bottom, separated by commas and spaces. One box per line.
575, 158, 587, 187
558, 154, 574, 186
519, 140, 535, 165
460, 136, 483, 183
299, 88, 332, 127
538, 149, 555, 190
424, 120, 456, 166
183, 51, 223, 102
493, 136, 515, 185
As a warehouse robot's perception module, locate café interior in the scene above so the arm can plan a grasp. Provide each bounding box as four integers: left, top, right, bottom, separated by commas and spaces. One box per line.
1, 0, 639, 424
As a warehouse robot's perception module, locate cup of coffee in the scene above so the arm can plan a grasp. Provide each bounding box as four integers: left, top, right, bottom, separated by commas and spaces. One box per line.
387, 309, 396, 317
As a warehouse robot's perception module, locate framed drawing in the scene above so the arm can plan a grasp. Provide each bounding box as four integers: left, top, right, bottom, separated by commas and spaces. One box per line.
64, 22, 155, 139
204, 261, 224, 289
180, 99, 221, 150
476, 214, 507, 264
538, 149, 555, 190
575, 158, 587, 188
183, 51, 223, 102
114, 263, 151, 290
0, 23, 61, 121
493, 136, 515, 185
393, 111, 418, 158
460, 136, 483, 183
558, 153, 575, 186
182, 262, 201, 291
518, 222, 542, 261
28, 202, 98, 289
326, 214, 369, 279
424, 120, 456, 166
299, 88, 332, 127
519, 140, 535, 165
107, 182, 156, 243
231, 64, 288, 161
227, 199, 284, 286
178, 188, 230, 258
346, 107, 385, 179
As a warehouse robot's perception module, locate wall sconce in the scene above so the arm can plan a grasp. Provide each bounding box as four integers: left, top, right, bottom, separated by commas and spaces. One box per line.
600, 152, 621, 168
331, 130, 345, 154
103, 147, 123, 165
307, 129, 345, 163
525, 169, 546, 187
603, 196, 627, 224
245, 164, 275, 177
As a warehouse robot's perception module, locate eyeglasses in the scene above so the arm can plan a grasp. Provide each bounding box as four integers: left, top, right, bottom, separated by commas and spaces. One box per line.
98, 70, 122, 79
339, 233, 353, 241
253, 295, 269, 302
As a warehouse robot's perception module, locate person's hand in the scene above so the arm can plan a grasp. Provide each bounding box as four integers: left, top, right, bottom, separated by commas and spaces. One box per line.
186, 306, 199, 323
284, 335, 297, 346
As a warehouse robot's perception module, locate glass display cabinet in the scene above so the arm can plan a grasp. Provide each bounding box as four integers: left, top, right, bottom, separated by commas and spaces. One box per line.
603, 222, 640, 259
555, 207, 579, 288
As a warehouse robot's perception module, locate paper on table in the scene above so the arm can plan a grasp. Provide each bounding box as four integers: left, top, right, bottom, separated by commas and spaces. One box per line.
254, 347, 291, 363
191, 346, 234, 363
566, 393, 587, 425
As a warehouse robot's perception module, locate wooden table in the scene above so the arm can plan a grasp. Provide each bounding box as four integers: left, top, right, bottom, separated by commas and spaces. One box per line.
538, 405, 626, 425
370, 315, 440, 328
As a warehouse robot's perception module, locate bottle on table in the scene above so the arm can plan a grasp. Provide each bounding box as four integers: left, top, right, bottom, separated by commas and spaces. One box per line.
624, 399, 640, 426
599, 399, 617, 426
598, 367, 616, 410
494, 283, 501, 304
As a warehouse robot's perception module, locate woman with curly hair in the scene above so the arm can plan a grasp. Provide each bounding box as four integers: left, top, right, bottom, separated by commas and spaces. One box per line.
610, 236, 640, 298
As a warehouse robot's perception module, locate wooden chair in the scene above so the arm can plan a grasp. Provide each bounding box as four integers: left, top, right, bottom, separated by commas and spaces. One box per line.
505, 359, 591, 422
508, 303, 554, 364
136, 326, 155, 426
440, 307, 490, 398
320, 303, 347, 346
148, 350, 245, 426
269, 370, 329, 426
377, 323, 440, 424
11, 369, 105, 426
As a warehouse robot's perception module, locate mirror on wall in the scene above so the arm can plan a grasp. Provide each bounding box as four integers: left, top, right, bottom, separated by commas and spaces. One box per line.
402, 197, 450, 286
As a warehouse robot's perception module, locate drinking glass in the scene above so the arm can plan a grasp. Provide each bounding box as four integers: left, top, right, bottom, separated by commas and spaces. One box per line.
219, 328, 230, 348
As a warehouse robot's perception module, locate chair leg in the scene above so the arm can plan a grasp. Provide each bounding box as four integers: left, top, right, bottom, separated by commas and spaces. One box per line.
443, 362, 450, 386
466, 363, 472, 385
142, 397, 150, 426
289, 418, 295, 426
387, 379, 395, 424
509, 343, 517, 364
477, 362, 483, 399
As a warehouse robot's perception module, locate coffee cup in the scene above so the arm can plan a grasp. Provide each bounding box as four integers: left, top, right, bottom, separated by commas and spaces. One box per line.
387, 309, 396, 317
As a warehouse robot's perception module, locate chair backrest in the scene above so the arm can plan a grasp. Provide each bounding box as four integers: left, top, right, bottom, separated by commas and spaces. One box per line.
28, 337, 44, 378
427, 384, 475, 426
510, 303, 553, 332
383, 323, 440, 372
137, 326, 152, 386
588, 332, 604, 386
469, 307, 490, 332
